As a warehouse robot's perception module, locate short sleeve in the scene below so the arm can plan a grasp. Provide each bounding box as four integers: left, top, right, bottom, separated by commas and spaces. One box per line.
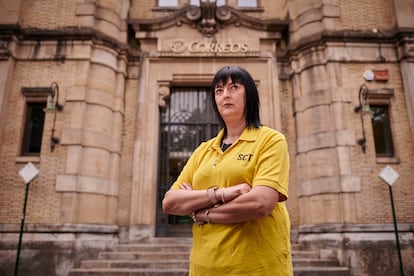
252, 132, 290, 201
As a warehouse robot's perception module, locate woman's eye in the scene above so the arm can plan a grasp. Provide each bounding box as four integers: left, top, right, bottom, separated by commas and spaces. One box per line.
215, 88, 223, 94
231, 84, 238, 90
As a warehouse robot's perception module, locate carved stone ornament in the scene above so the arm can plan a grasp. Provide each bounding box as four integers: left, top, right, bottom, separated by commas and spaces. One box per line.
186, 0, 232, 36
129, 1, 288, 37
158, 82, 170, 109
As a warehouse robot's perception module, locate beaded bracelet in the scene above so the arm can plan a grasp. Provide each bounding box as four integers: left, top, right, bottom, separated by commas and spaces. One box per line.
191, 211, 205, 227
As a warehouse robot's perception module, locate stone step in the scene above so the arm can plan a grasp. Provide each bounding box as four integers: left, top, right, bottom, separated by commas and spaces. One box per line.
144, 237, 193, 245
291, 243, 304, 251
81, 259, 341, 270
68, 268, 189, 276
294, 266, 350, 276
293, 258, 340, 267
99, 251, 190, 261
114, 244, 191, 252
99, 250, 322, 261
81, 259, 189, 269
69, 239, 350, 276
291, 250, 320, 259
70, 266, 351, 276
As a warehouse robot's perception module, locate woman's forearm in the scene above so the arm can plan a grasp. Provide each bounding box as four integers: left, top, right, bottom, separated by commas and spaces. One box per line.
162, 189, 211, 215
162, 183, 252, 216
194, 185, 279, 224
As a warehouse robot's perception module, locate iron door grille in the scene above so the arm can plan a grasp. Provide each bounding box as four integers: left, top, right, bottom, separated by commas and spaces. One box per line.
157, 87, 220, 235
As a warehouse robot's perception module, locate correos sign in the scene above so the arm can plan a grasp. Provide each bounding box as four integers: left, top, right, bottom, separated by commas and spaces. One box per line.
169, 39, 248, 54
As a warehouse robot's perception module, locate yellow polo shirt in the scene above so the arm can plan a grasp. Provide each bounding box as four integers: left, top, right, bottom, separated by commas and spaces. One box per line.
171, 126, 292, 276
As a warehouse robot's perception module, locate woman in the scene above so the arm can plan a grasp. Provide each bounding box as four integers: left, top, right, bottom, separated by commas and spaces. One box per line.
162, 66, 292, 275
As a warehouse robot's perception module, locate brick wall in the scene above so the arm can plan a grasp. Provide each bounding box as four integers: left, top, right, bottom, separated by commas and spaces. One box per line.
0, 61, 76, 224
339, 0, 394, 31
20, 0, 78, 28
344, 63, 414, 224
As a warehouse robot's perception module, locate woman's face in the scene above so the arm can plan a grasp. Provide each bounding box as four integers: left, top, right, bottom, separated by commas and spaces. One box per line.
214, 77, 246, 123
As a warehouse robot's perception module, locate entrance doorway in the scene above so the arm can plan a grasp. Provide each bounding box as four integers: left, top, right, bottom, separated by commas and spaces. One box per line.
156, 87, 220, 237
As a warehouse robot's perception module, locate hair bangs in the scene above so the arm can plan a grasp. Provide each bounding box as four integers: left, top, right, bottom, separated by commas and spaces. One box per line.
211, 66, 246, 90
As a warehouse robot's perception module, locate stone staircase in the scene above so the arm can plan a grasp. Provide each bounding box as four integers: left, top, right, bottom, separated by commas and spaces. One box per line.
291, 243, 350, 276
69, 238, 191, 276
69, 238, 350, 276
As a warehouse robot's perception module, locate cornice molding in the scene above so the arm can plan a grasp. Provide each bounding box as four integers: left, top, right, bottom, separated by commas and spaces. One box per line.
277, 28, 414, 62
0, 24, 129, 51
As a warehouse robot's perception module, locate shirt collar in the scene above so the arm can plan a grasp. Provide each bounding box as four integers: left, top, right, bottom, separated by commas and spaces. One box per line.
212, 127, 259, 150
239, 127, 259, 142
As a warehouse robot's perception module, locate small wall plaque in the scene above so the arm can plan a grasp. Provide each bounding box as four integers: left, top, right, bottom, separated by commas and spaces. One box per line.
373, 69, 389, 81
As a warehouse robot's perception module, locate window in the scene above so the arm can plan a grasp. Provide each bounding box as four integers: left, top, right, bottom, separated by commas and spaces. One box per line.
216, 0, 225, 6
371, 105, 394, 157
190, 0, 252, 8
21, 102, 46, 155
157, 87, 219, 233
362, 88, 396, 160
190, 0, 226, 7
21, 87, 50, 156
238, 0, 257, 7
158, 0, 178, 7
190, 0, 256, 7
191, 0, 225, 6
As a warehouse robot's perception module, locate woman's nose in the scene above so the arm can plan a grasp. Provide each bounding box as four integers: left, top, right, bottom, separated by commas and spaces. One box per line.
223, 87, 231, 97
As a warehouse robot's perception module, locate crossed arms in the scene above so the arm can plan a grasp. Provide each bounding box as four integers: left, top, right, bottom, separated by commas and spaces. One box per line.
162, 183, 279, 224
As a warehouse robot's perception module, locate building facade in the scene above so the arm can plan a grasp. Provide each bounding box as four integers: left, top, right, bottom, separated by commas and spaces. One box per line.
0, 0, 413, 275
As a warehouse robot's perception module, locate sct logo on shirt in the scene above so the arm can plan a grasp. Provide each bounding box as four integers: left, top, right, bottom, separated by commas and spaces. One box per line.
237, 153, 254, 161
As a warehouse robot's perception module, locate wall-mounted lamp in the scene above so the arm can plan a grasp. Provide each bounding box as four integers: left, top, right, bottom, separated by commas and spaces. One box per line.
48, 82, 64, 111
49, 82, 63, 152
354, 84, 370, 153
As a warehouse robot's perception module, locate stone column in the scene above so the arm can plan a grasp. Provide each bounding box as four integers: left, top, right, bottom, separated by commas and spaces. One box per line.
287, 0, 360, 226
0, 0, 22, 159
57, 45, 127, 224
293, 50, 359, 225
56, 0, 129, 225
394, 0, 414, 138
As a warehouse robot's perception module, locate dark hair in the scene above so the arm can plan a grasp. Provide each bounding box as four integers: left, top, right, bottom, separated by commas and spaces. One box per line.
211, 66, 261, 131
